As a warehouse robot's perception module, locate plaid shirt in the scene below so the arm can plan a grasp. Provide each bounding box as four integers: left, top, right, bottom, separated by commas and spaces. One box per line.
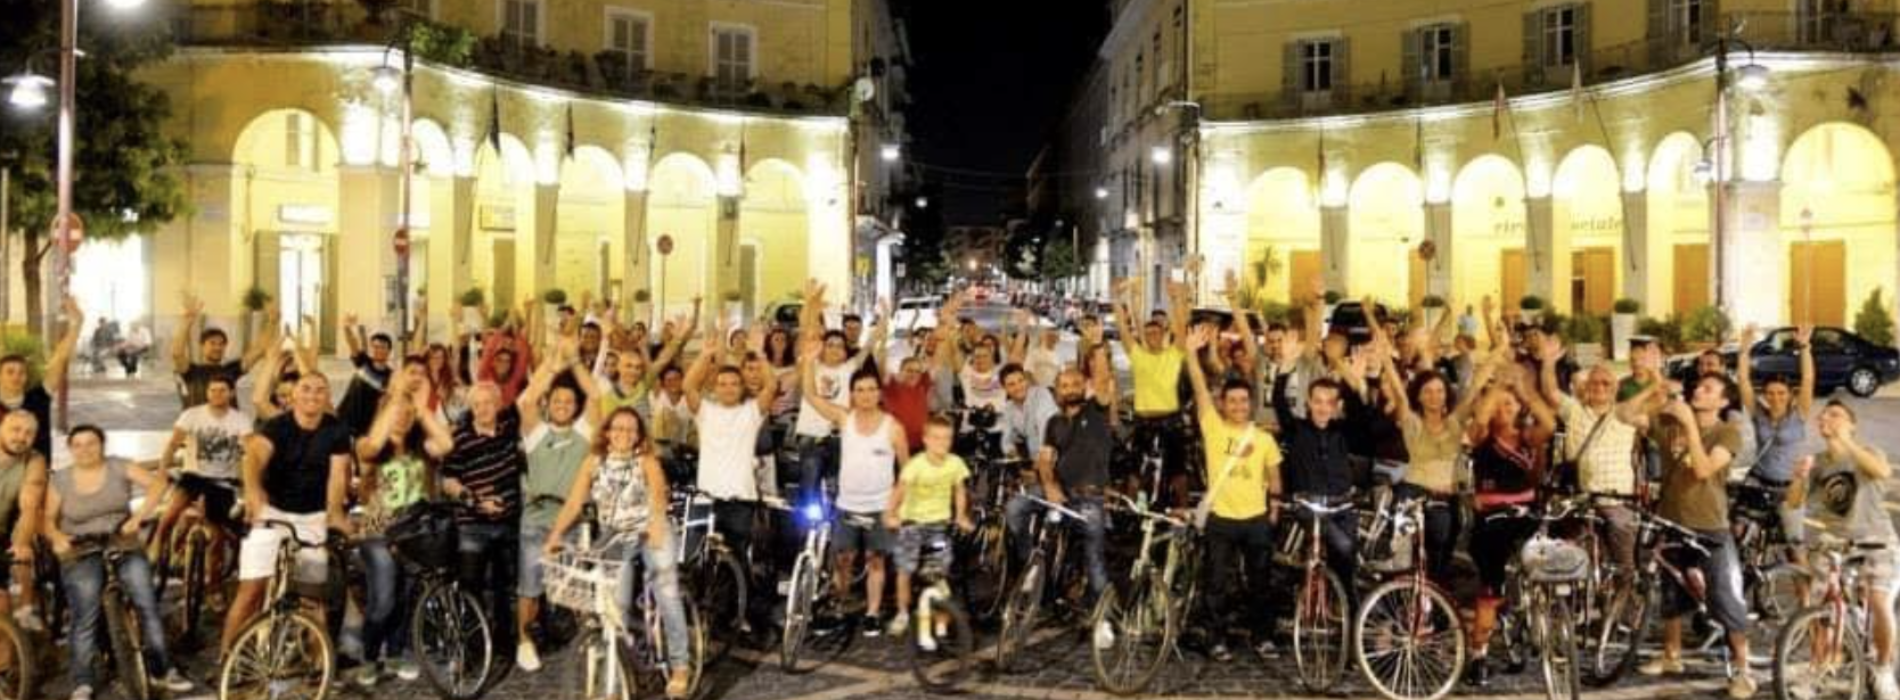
1558, 395, 1640, 496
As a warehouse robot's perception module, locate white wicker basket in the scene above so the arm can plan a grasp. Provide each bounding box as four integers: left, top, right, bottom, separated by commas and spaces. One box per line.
543, 550, 626, 613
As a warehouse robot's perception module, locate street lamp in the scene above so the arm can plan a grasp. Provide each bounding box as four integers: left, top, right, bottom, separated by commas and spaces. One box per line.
1709, 18, 1769, 312
1150, 145, 1172, 166
370, 62, 403, 94
1093, 186, 1108, 200
915, 196, 929, 209
3, 73, 51, 109
880, 143, 900, 162
372, 20, 420, 351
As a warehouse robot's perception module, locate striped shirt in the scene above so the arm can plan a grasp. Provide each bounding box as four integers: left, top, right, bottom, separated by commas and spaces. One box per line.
444, 413, 526, 523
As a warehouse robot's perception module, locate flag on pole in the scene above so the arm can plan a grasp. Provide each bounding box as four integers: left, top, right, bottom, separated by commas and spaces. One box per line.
486, 90, 501, 153
1491, 81, 1506, 141
564, 104, 576, 158
1570, 60, 1585, 121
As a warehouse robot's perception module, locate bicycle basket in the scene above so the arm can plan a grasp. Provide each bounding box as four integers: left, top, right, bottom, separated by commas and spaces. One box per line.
385, 503, 459, 572
1519, 534, 1589, 583
542, 549, 627, 613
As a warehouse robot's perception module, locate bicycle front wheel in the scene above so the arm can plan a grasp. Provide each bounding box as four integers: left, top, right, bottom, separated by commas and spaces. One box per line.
104, 591, 151, 700
779, 552, 820, 674
1088, 570, 1175, 696
1583, 580, 1649, 687
995, 555, 1046, 673
908, 590, 973, 693
570, 636, 633, 700
219, 611, 334, 700
0, 619, 33, 700
412, 581, 495, 700
695, 549, 747, 667
1538, 597, 1581, 700
1293, 568, 1351, 693
1774, 605, 1867, 700
1355, 579, 1464, 700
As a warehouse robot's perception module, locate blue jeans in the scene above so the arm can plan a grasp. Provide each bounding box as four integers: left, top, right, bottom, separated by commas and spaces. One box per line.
609, 533, 691, 668
458, 521, 519, 649
1003, 489, 1108, 600
360, 538, 410, 662
63, 550, 171, 687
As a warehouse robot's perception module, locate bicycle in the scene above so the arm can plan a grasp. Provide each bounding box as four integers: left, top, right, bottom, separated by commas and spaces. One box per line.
1089, 492, 1196, 696
949, 406, 1016, 623
671, 486, 748, 667
152, 472, 242, 653
1497, 497, 1595, 700
217, 520, 336, 700
386, 501, 496, 700
1281, 494, 1356, 693
1354, 496, 1466, 700
995, 493, 1086, 673
66, 534, 155, 700
1732, 479, 1809, 623
1772, 537, 1889, 700
902, 525, 973, 693
544, 529, 706, 700
767, 495, 860, 674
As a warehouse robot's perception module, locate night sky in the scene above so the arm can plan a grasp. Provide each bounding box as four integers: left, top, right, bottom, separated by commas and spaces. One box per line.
898, 0, 1110, 225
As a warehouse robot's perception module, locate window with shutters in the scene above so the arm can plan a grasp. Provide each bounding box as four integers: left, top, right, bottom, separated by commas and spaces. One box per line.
1798, 0, 1849, 44
1300, 40, 1335, 92
285, 112, 314, 170
712, 25, 756, 89
1135, 50, 1145, 105
500, 0, 540, 52
1668, 0, 1705, 45
399, 0, 434, 18
1421, 25, 1456, 82
1541, 5, 1579, 68
1152, 31, 1164, 91
605, 10, 652, 73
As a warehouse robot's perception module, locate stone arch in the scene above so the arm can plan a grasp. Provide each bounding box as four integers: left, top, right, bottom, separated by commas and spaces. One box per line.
1552, 145, 1625, 314
554, 146, 628, 302
410, 119, 456, 178
231, 108, 344, 348
1451, 155, 1528, 310
740, 158, 810, 317
469, 132, 538, 308
1646, 132, 1710, 315
646, 152, 719, 318
1347, 162, 1425, 305
1242, 167, 1320, 303
1780, 122, 1898, 327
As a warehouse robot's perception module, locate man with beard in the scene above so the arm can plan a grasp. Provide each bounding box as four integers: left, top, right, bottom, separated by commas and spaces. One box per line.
0, 412, 48, 631
1011, 367, 1116, 648
512, 337, 598, 672
1, 297, 79, 459
172, 294, 273, 410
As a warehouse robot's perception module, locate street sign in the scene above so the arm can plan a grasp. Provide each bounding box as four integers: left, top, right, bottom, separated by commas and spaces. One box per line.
394, 227, 411, 258
657, 234, 674, 256
53, 212, 83, 254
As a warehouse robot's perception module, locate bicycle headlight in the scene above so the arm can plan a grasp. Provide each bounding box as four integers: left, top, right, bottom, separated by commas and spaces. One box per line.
800, 502, 827, 525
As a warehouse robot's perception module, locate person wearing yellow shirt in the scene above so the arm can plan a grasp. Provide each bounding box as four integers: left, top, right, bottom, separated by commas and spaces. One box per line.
1115, 277, 1191, 506
1185, 325, 1283, 662
881, 415, 973, 638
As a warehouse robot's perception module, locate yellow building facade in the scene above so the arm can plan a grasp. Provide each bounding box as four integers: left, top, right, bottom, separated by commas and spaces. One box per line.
1090, 0, 1900, 329
134, 0, 893, 346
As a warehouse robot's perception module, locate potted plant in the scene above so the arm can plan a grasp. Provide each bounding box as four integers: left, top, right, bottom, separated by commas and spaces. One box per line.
1322, 289, 1342, 321
1518, 294, 1546, 325
1566, 314, 1607, 365
1611, 298, 1641, 360
1682, 305, 1730, 351
241, 286, 272, 349
1420, 294, 1447, 328
459, 287, 486, 332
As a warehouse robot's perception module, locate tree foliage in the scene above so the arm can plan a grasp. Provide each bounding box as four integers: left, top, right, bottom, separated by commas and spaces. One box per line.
1041, 239, 1080, 281
1855, 288, 1895, 347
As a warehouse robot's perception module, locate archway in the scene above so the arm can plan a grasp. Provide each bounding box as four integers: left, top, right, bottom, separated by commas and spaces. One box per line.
471, 134, 538, 311
1781, 122, 1898, 327
1347, 162, 1425, 306
556, 146, 627, 305
1242, 167, 1321, 304
1646, 132, 1710, 316
1552, 145, 1625, 315
646, 152, 718, 320
231, 108, 343, 348
740, 159, 809, 318
1450, 155, 1528, 312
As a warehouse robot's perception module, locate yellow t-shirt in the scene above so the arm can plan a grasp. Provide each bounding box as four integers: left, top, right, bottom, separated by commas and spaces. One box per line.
897, 453, 970, 524
1127, 345, 1185, 414
1198, 410, 1281, 520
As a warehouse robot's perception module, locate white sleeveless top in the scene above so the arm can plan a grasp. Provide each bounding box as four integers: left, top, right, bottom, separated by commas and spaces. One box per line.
837, 412, 898, 513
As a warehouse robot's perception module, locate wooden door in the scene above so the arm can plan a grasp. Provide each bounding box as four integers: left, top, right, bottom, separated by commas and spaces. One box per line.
1409, 250, 1428, 308
1673, 243, 1710, 315
1790, 240, 1847, 326
1571, 247, 1614, 315
1501, 248, 1526, 311
492, 237, 516, 310
1289, 249, 1322, 302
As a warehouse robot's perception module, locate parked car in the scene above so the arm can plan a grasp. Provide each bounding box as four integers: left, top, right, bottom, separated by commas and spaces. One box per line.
1326, 301, 1391, 343
892, 296, 941, 336
1189, 307, 1269, 347
1665, 326, 1900, 398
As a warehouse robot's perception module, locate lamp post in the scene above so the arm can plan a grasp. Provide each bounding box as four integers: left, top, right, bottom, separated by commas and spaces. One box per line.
372, 14, 418, 352
1709, 19, 1767, 313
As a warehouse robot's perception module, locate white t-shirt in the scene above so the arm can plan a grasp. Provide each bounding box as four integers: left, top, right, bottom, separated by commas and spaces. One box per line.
523, 418, 594, 453
837, 413, 898, 513
695, 400, 766, 501
795, 357, 862, 438
1026, 345, 1061, 388
173, 405, 254, 480
651, 391, 696, 447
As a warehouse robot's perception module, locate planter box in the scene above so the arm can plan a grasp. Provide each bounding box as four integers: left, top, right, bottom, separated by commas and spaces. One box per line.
462, 306, 484, 334
1612, 313, 1637, 361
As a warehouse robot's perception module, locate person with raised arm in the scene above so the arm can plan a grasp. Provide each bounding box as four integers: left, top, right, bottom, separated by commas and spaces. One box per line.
172, 293, 274, 410
682, 316, 778, 590
1736, 323, 1816, 568
799, 337, 908, 635
511, 331, 598, 672
1790, 399, 1899, 700
350, 371, 453, 685
1185, 325, 1282, 662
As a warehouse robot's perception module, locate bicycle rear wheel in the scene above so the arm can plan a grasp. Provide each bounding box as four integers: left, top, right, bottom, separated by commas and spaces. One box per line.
961, 518, 1010, 622
908, 591, 973, 692
104, 591, 151, 700
1089, 571, 1174, 696
412, 580, 495, 700
219, 611, 334, 700
1774, 605, 1867, 700
170, 528, 208, 652
1354, 579, 1464, 700
694, 548, 747, 667
0, 619, 33, 700
1538, 597, 1581, 700
1583, 581, 1649, 687
995, 554, 1046, 673
1293, 568, 1351, 693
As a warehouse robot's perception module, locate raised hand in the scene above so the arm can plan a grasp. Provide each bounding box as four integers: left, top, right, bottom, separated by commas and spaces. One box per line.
1740, 323, 1759, 348
1796, 324, 1814, 347
182, 293, 204, 318
1186, 325, 1213, 352
343, 312, 359, 327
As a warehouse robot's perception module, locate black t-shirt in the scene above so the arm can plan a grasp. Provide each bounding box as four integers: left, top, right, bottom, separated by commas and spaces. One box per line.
1044, 400, 1112, 490
336, 352, 392, 437
258, 412, 352, 514
179, 360, 245, 410
1, 386, 53, 460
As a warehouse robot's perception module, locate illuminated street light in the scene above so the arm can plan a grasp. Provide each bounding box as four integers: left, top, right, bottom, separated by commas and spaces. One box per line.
1150, 145, 1172, 165
880, 143, 900, 162
915, 196, 929, 209
102, 0, 146, 10
1734, 62, 1770, 92
3, 73, 51, 109
1094, 186, 1108, 200
370, 63, 402, 94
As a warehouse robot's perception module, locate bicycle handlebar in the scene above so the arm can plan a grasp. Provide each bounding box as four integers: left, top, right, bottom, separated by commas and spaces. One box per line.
1283, 494, 1356, 517
1107, 493, 1188, 529
1021, 493, 1086, 523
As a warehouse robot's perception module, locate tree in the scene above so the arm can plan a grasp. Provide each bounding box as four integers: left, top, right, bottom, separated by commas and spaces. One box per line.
1040, 239, 1080, 285
0, 0, 189, 331
1855, 288, 1895, 347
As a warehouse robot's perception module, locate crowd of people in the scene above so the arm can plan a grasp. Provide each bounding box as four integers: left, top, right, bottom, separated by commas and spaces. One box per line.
4, 269, 1895, 700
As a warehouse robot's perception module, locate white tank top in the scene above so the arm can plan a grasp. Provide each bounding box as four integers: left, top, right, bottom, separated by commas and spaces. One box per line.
837, 412, 897, 513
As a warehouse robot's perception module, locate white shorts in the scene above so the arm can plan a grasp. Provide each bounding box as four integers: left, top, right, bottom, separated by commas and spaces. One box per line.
239, 507, 329, 584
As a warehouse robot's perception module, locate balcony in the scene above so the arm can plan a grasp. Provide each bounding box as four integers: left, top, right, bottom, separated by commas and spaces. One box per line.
1202, 10, 1897, 122
169, 2, 852, 117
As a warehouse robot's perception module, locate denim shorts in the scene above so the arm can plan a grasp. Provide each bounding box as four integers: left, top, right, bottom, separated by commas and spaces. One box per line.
831, 510, 891, 555
517, 524, 574, 598
893, 523, 953, 575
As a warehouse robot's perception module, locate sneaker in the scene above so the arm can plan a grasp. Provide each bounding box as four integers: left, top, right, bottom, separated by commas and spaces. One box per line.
860, 614, 883, 639
886, 612, 910, 637
1877, 672, 1900, 700
69, 684, 92, 700
664, 669, 691, 699
351, 664, 381, 689
391, 659, 421, 682
1093, 621, 1116, 651
516, 641, 543, 673
1638, 655, 1685, 677
1463, 656, 1490, 688
1210, 644, 1234, 662
1252, 637, 1276, 659
1729, 670, 1759, 700
154, 669, 193, 693
13, 605, 40, 633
